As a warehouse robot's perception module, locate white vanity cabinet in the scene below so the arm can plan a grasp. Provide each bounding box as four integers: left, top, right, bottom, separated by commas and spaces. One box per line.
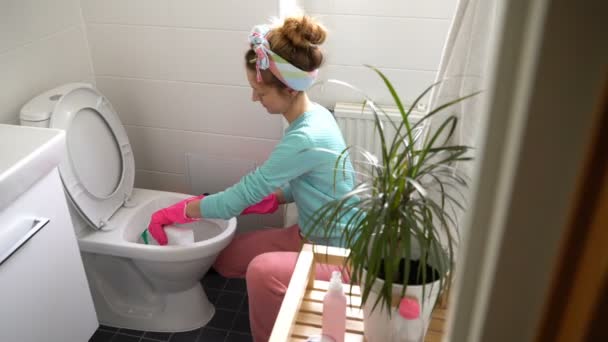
0, 124, 97, 342
0, 168, 98, 342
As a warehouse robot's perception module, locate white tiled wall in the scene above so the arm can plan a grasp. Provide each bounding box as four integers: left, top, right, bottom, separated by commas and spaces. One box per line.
81, 0, 284, 231
300, 0, 457, 108
80, 0, 279, 31
0, 0, 94, 124
2, 0, 455, 230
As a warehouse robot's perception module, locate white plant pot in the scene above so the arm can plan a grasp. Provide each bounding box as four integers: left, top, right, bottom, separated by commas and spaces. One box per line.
361, 268, 441, 342
358, 237, 446, 341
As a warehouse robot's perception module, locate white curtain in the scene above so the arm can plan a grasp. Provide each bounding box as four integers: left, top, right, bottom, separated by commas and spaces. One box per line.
428, 0, 499, 235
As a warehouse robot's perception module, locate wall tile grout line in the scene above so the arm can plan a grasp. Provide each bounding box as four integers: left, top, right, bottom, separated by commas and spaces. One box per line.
87, 22, 249, 34
0, 25, 81, 56
77, 0, 96, 78
95, 74, 250, 89
123, 124, 281, 142
95, 67, 437, 85
136, 169, 185, 176
309, 12, 452, 21
327, 63, 439, 73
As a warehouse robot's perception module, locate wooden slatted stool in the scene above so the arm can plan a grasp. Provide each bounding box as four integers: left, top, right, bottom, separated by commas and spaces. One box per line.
269, 244, 448, 342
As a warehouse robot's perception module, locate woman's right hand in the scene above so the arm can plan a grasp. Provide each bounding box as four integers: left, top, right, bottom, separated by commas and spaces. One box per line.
148, 194, 205, 245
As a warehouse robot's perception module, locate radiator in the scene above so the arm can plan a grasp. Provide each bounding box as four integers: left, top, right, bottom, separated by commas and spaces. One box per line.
334, 102, 427, 163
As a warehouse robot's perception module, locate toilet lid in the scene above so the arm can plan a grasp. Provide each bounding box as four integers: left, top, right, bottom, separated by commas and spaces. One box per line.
50, 85, 135, 230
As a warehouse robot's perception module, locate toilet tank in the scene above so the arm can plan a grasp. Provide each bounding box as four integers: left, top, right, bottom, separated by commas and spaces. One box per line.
20, 83, 93, 127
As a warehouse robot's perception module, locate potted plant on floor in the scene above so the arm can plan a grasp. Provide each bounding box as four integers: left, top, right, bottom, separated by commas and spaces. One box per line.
308, 66, 479, 341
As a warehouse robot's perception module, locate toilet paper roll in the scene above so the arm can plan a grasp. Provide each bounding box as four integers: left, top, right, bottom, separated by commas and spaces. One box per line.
140, 225, 195, 246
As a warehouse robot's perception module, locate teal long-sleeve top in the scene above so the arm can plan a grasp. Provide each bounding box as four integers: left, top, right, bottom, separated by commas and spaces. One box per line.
200, 103, 356, 244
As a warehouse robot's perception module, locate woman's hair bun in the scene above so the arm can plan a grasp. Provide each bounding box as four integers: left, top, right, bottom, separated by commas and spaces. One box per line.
276, 15, 327, 49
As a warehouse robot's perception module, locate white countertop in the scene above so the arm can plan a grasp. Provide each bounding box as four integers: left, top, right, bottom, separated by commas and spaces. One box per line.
0, 124, 65, 209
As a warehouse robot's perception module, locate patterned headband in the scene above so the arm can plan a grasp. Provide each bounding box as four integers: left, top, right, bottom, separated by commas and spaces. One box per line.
248, 25, 318, 91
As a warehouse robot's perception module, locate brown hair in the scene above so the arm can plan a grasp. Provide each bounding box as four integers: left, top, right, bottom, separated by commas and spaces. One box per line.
245, 15, 327, 89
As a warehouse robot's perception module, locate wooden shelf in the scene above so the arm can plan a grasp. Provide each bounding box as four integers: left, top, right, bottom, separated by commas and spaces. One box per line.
269, 244, 447, 342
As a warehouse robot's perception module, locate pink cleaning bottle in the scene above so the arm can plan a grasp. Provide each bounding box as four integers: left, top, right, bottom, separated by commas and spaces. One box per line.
321, 271, 347, 342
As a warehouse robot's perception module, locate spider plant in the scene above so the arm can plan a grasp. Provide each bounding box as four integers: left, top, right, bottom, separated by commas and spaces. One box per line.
306, 65, 479, 314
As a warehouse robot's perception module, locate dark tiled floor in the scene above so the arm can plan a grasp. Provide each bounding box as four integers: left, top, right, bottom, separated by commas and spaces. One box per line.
89, 270, 252, 342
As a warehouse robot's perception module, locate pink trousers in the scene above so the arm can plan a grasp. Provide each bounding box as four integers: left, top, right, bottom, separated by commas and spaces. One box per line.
213, 225, 348, 342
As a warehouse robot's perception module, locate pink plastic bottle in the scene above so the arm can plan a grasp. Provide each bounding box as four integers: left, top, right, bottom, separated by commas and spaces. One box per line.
321, 271, 347, 342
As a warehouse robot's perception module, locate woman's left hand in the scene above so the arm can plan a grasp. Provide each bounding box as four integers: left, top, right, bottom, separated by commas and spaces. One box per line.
240, 193, 279, 215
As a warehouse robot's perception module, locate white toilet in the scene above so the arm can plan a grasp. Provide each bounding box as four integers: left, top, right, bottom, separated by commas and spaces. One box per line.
20, 83, 237, 332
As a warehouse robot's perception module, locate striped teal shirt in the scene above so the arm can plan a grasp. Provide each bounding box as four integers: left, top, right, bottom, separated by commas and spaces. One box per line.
200, 103, 356, 244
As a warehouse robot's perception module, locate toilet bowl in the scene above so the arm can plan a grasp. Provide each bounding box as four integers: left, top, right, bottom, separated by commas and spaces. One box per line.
77, 189, 236, 331
20, 83, 237, 332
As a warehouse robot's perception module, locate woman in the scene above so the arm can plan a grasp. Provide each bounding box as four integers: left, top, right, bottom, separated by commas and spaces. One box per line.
148, 15, 355, 341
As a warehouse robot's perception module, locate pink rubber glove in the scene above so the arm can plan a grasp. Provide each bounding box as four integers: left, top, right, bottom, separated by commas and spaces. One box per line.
147, 195, 205, 245
240, 193, 279, 215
